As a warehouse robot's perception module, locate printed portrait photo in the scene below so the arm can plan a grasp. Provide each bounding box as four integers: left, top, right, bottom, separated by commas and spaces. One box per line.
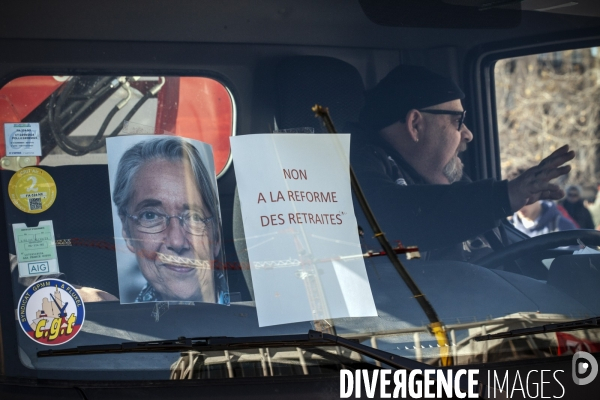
107, 135, 229, 304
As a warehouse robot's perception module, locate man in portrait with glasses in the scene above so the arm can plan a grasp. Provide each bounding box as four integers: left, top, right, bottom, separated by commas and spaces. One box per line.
351, 64, 575, 260
111, 136, 229, 304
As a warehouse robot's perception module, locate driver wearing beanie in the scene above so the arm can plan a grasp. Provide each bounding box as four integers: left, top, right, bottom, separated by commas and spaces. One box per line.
350, 65, 574, 261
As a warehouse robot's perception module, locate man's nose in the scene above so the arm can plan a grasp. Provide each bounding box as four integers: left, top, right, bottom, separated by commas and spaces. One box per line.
461, 124, 473, 143
164, 217, 189, 254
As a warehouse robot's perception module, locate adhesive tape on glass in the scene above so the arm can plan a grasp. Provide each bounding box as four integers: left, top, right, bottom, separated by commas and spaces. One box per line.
8, 167, 57, 214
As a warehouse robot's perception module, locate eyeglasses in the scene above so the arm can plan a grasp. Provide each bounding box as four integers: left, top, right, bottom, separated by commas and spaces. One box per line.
567, 192, 580, 198
418, 109, 467, 131
127, 210, 213, 235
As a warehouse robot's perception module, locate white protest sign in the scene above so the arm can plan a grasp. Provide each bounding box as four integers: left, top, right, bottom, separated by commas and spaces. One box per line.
231, 134, 377, 327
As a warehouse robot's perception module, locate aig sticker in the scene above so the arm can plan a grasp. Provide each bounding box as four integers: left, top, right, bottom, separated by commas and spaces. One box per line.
18, 279, 85, 346
8, 167, 57, 213
12, 221, 60, 278
28, 261, 50, 274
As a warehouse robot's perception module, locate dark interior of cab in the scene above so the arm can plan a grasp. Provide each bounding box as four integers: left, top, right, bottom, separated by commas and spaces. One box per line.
1, 1, 600, 399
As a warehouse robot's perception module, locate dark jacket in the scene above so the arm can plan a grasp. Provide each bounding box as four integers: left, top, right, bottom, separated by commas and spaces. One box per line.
350, 129, 512, 260
511, 201, 577, 237
560, 199, 595, 230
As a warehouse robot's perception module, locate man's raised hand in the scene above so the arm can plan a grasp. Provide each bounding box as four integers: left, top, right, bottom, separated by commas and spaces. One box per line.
507, 145, 574, 213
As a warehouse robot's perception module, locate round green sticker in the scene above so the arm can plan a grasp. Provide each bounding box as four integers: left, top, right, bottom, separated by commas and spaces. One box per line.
8, 167, 57, 214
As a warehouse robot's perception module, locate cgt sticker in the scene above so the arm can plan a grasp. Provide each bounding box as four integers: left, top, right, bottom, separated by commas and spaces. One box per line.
18, 279, 85, 346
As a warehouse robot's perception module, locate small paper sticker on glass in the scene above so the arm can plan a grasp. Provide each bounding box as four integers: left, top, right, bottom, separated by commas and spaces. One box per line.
8, 167, 57, 213
4, 122, 42, 156
13, 220, 60, 278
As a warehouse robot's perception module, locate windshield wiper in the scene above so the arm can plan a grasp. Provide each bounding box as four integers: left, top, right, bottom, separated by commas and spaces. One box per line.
312, 106, 451, 365
39, 329, 490, 397
474, 316, 600, 342
38, 329, 426, 371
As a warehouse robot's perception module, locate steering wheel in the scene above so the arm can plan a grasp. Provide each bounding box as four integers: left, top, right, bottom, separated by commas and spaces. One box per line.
477, 229, 600, 269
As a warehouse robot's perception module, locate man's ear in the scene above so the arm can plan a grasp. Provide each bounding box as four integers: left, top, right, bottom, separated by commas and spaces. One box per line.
405, 109, 423, 143
120, 215, 136, 254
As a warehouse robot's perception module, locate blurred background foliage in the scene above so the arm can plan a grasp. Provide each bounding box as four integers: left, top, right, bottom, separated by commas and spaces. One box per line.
496, 47, 600, 198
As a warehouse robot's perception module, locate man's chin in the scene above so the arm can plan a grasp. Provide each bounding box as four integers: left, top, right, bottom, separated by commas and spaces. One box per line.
443, 157, 464, 183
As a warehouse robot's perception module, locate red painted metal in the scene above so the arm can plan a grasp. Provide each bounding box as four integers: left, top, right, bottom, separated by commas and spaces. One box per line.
0, 76, 64, 158
174, 77, 233, 175
0, 76, 234, 175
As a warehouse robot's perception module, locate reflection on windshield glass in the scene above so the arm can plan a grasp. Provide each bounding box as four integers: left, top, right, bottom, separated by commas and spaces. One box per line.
2, 61, 600, 381
170, 347, 361, 380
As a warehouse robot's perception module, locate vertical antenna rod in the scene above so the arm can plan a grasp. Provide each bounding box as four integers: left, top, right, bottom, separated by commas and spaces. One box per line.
312, 104, 451, 366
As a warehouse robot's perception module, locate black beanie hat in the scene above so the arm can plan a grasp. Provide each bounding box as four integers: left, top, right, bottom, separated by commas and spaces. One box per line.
359, 65, 465, 132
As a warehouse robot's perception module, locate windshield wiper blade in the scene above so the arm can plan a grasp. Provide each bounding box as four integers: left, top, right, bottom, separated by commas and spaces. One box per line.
39, 329, 488, 397
37, 333, 309, 357
38, 329, 425, 370
309, 330, 429, 371
474, 316, 600, 342
312, 106, 451, 364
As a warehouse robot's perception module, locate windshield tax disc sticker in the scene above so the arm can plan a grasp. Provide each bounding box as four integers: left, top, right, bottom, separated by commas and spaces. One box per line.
8, 167, 57, 214
18, 279, 85, 346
